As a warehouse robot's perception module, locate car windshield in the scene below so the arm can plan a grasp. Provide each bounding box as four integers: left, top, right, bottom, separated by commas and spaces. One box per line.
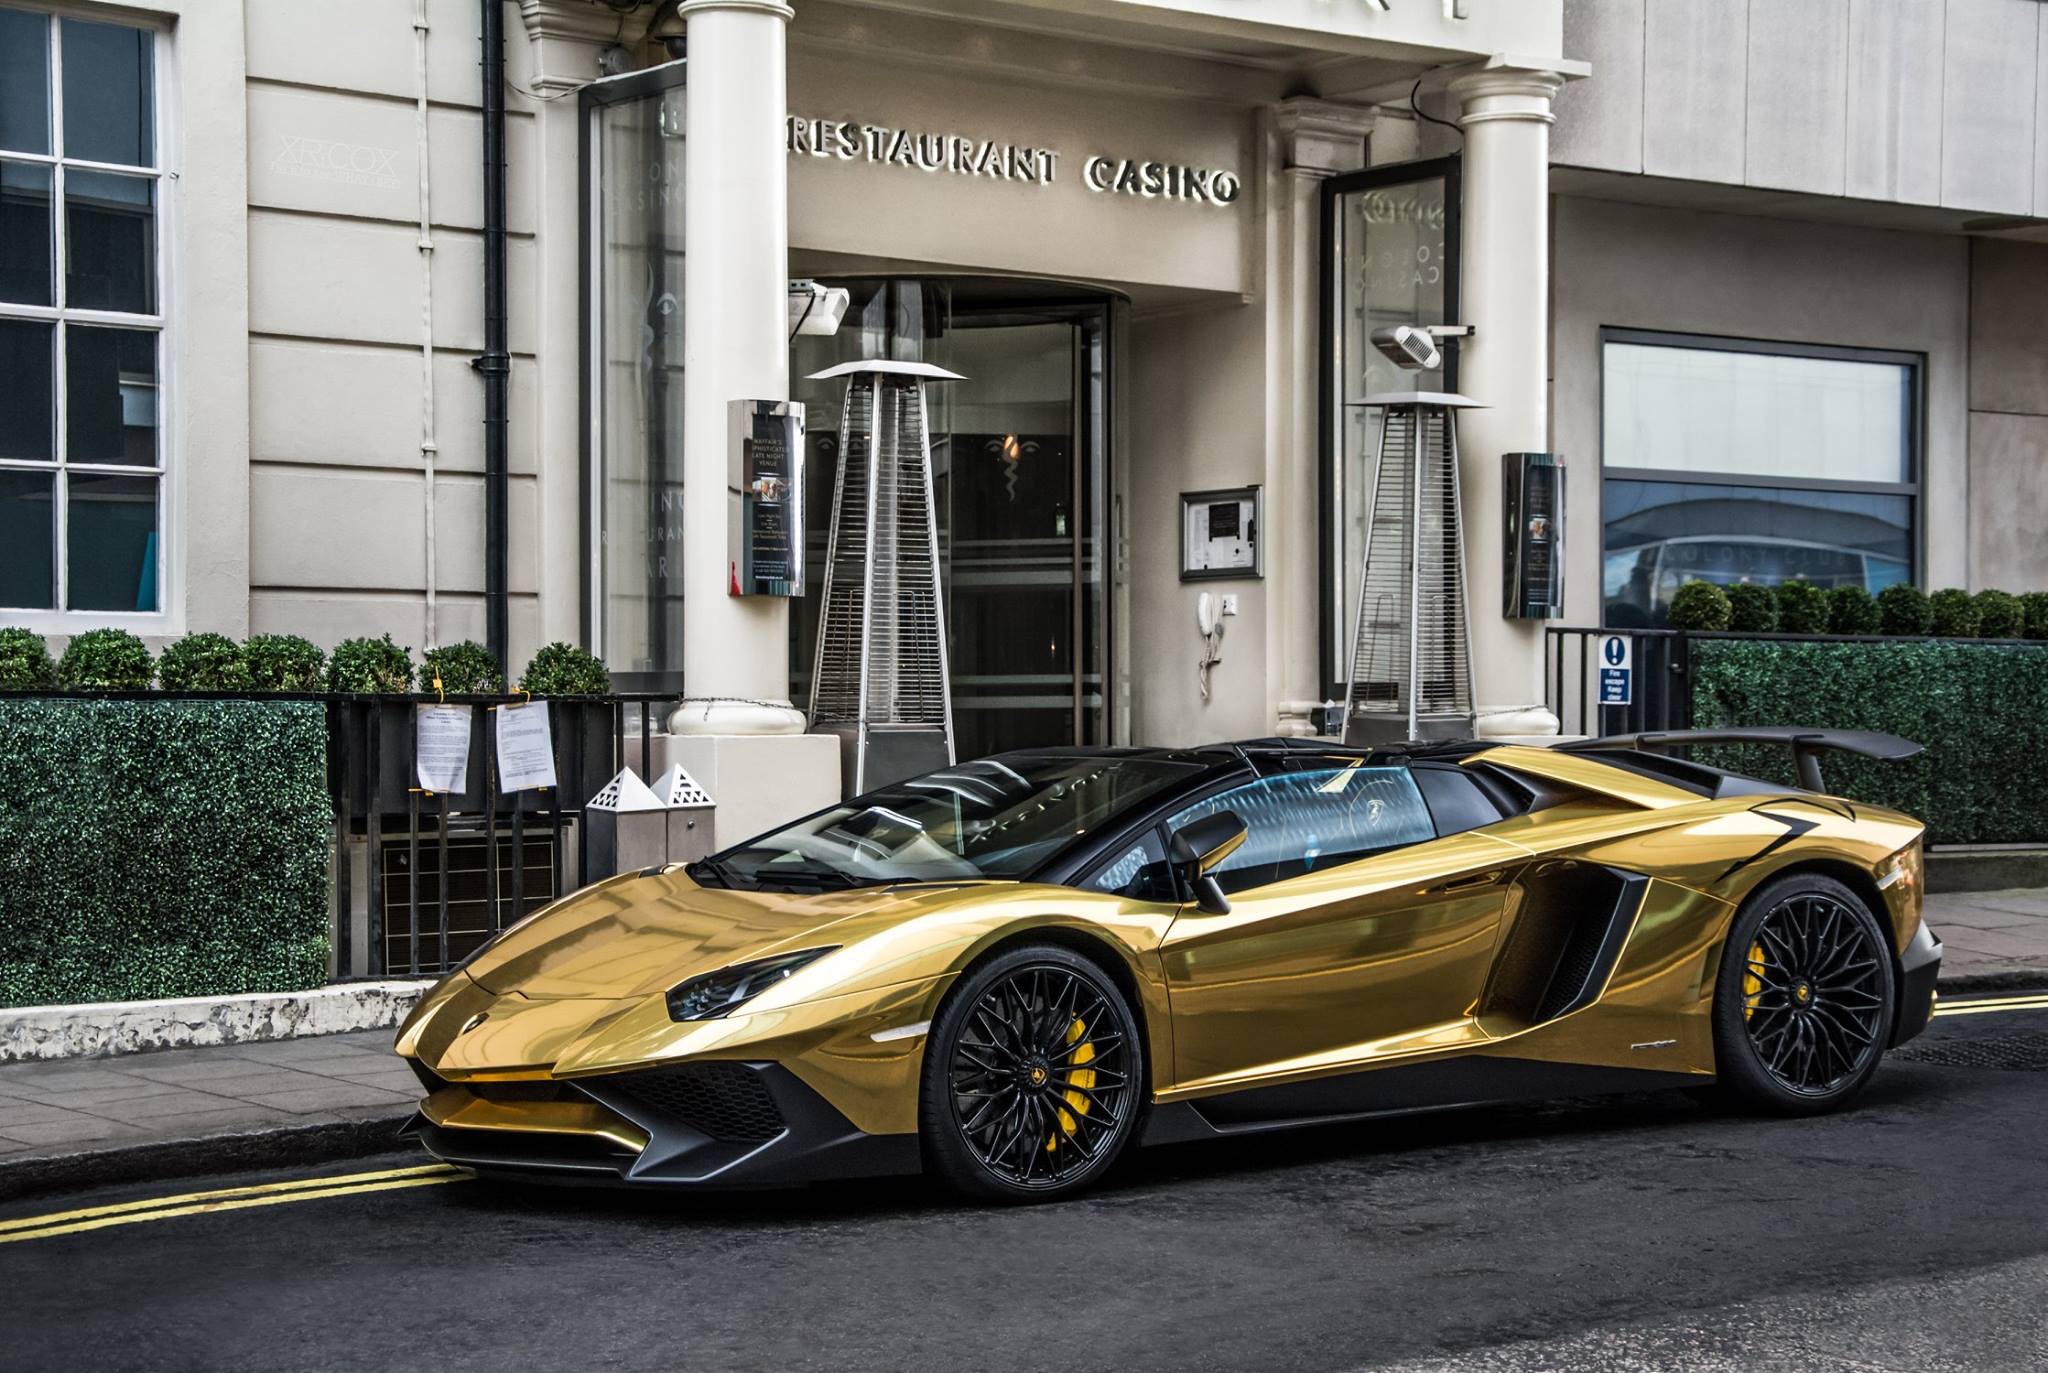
696, 755, 1203, 889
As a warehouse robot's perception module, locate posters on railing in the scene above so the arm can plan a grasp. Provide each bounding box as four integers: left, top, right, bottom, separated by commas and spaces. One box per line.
415, 705, 472, 793
496, 702, 558, 792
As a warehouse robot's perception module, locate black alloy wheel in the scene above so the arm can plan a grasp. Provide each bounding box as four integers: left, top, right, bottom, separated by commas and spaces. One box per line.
1711, 872, 1897, 1114
919, 944, 1142, 1202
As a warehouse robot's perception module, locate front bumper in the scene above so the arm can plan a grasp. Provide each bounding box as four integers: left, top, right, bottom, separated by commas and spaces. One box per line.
404, 1060, 920, 1189
1891, 918, 1942, 1047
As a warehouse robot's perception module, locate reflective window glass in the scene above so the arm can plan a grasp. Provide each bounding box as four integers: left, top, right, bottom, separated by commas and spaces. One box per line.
61, 18, 152, 167
1604, 341, 1911, 484
66, 472, 157, 612
0, 159, 52, 304
1169, 766, 1435, 894
0, 9, 50, 156
66, 325, 156, 466
1602, 479, 1913, 627
0, 318, 53, 460
64, 168, 154, 312
0, 470, 55, 609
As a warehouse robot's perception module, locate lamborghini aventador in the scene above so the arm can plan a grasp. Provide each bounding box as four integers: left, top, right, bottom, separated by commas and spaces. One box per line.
395, 728, 1941, 1202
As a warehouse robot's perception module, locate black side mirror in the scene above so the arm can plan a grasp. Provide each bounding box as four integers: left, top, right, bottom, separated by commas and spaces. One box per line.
1168, 811, 1247, 915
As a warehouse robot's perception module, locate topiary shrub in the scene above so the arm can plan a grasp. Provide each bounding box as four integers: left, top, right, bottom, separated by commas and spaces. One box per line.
327, 634, 414, 694
1667, 580, 1731, 632
58, 628, 154, 689
1774, 578, 1828, 634
2023, 591, 2048, 641
0, 628, 57, 689
1974, 589, 2024, 639
520, 641, 611, 696
421, 639, 504, 695
157, 632, 252, 691
1827, 585, 1880, 636
244, 634, 327, 691
1928, 587, 1980, 638
1877, 583, 1931, 636
1725, 582, 1779, 634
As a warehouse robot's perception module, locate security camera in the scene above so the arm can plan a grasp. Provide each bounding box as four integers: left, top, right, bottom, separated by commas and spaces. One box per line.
1370, 325, 1442, 372
788, 280, 850, 337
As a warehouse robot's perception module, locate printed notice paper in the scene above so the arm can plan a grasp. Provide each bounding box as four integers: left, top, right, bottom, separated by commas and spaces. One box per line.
414, 705, 471, 794
495, 702, 558, 793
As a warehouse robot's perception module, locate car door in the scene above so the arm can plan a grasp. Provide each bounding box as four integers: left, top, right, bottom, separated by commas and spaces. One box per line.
1158, 759, 1524, 1094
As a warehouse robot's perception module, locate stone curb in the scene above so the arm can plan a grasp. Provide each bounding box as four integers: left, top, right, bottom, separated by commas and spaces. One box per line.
0, 981, 433, 1063
0, 1113, 421, 1204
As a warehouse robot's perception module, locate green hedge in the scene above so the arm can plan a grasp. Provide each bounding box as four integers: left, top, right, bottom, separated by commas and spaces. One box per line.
1690, 638, 2048, 844
0, 700, 330, 1008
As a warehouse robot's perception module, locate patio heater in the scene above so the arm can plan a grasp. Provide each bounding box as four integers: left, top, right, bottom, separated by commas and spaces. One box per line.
806, 360, 964, 794
1342, 327, 1481, 746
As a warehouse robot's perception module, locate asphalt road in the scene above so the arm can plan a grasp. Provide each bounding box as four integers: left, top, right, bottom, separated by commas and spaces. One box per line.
6, 999, 2047, 1373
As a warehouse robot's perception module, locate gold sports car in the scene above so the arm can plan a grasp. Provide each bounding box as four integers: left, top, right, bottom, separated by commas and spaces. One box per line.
395, 728, 1941, 1202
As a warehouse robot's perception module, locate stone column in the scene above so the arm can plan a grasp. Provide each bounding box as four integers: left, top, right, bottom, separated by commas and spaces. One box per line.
1271, 99, 1375, 737
1448, 62, 1568, 740
661, 0, 839, 832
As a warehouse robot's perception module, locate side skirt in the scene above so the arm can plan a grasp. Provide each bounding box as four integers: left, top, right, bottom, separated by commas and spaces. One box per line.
1141, 1055, 1702, 1145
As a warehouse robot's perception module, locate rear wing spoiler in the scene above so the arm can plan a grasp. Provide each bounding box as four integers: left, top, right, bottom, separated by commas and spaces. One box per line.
1563, 727, 1924, 794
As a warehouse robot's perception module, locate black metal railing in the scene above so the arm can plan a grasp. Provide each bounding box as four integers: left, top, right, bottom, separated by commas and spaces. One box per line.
1545, 625, 2045, 738
326, 692, 676, 979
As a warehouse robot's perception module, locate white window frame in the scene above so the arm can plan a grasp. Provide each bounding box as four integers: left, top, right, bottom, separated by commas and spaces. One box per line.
0, 2, 177, 631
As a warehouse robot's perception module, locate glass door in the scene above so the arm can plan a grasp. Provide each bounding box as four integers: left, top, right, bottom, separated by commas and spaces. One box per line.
789, 279, 1113, 761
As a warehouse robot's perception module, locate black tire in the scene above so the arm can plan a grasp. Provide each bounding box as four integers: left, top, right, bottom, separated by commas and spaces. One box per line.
919, 943, 1144, 1203
1710, 872, 1896, 1115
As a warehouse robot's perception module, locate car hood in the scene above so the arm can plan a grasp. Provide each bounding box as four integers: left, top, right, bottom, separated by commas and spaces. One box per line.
465, 868, 1002, 1001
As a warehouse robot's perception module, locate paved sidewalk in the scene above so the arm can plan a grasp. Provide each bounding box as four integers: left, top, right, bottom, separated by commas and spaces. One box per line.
1925, 887, 2048, 988
0, 1029, 417, 1197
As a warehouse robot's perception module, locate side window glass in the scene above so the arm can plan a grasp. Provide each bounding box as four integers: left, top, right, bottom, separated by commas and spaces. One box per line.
1168, 765, 1434, 894
1086, 828, 1175, 902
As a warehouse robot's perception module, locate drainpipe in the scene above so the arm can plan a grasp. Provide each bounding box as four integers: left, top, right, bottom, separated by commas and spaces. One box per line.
414, 0, 438, 646
475, 0, 511, 676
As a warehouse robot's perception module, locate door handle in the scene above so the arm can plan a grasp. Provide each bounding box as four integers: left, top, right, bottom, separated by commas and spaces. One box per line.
1426, 870, 1504, 895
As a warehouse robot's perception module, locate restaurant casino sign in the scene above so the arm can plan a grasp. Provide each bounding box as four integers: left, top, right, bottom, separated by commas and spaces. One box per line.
786, 114, 1243, 207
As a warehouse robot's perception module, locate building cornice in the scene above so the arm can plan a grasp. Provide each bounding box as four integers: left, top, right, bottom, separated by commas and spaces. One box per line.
518, 0, 646, 95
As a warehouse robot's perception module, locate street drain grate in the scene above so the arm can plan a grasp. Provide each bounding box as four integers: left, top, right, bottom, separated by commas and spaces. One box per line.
1893, 1032, 2048, 1071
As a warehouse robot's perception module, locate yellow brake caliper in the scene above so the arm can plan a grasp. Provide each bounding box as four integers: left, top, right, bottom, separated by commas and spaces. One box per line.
1046, 1016, 1097, 1152
1743, 940, 1766, 1021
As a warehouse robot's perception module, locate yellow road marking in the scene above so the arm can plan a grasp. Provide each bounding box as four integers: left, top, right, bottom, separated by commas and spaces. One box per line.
0, 1165, 469, 1246
1933, 993, 2048, 1018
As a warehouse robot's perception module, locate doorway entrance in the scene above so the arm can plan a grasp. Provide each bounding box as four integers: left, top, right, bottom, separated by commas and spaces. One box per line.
789, 278, 1115, 761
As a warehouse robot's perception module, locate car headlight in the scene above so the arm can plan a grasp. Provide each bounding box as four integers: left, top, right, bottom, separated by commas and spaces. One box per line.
666, 947, 839, 1022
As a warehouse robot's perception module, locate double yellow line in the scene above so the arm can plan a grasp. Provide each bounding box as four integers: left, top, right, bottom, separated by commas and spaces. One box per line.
0, 1163, 469, 1246
1932, 991, 2048, 1019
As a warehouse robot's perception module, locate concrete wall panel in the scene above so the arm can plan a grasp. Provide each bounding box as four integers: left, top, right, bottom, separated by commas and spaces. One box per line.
247, 211, 537, 354
1969, 239, 2048, 415
1746, 0, 1848, 196
248, 340, 538, 476
251, 467, 426, 591
1967, 411, 2048, 590
1845, 0, 1945, 205
1552, 0, 1643, 174
1940, 0, 2037, 215
1641, 0, 1747, 184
